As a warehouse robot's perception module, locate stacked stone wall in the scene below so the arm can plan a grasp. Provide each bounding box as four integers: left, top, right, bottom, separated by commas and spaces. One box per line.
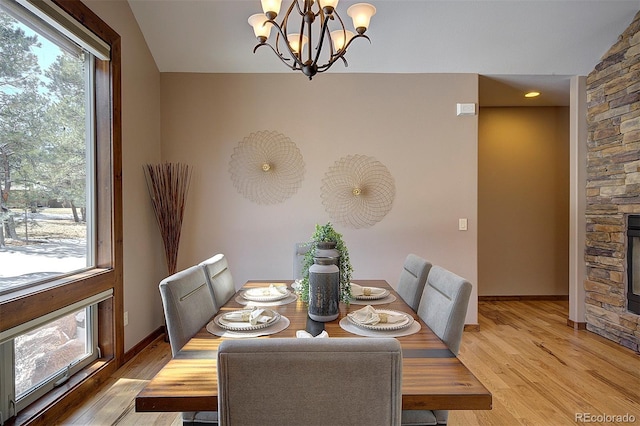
585, 11, 640, 351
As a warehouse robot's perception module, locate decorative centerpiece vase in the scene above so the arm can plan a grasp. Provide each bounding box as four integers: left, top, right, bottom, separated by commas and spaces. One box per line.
308, 257, 340, 322
315, 241, 340, 265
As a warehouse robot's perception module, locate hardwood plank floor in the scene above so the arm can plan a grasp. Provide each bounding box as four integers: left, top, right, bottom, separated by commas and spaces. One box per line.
450, 301, 640, 426
59, 300, 640, 426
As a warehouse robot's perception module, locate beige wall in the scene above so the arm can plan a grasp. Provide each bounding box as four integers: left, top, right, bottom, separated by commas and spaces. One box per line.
84, 0, 165, 351
478, 107, 569, 296
160, 73, 480, 323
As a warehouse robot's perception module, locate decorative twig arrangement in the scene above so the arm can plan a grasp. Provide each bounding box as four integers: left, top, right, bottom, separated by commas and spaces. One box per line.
144, 163, 192, 275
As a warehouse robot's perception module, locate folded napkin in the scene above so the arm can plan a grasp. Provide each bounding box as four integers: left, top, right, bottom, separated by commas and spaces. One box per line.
350, 283, 386, 297
296, 330, 329, 338
223, 308, 275, 325
348, 305, 405, 325
245, 284, 288, 297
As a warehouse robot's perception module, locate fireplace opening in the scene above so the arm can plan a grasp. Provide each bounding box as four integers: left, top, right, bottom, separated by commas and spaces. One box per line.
626, 215, 640, 315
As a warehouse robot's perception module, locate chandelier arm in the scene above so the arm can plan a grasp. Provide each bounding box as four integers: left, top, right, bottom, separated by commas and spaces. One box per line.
266, 19, 306, 70
297, 15, 307, 63
253, 43, 297, 70
292, 0, 305, 17
339, 33, 371, 54
312, 10, 333, 66
316, 33, 369, 73
316, 54, 345, 72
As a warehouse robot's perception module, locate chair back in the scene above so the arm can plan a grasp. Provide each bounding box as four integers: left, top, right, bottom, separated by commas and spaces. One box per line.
159, 264, 216, 356
293, 242, 312, 280
199, 253, 236, 311
396, 254, 432, 311
217, 337, 403, 426
416, 265, 472, 355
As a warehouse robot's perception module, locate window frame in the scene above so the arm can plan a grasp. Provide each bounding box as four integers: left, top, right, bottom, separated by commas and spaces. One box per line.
13, 303, 98, 411
0, 0, 122, 423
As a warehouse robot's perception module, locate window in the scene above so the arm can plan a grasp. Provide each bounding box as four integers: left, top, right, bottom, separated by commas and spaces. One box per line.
0, 289, 111, 413
0, 4, 94, 294
0, 0, 121, 423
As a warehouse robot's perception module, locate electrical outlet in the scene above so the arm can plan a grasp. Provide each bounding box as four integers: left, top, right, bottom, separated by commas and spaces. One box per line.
124, 311, 129, 326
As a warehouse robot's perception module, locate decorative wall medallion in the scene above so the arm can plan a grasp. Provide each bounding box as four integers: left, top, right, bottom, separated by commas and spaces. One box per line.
321, 154, 395, 228
229, 131, 305, 205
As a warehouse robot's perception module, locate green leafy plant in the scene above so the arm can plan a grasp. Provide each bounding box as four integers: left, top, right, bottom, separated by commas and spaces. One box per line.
300, 222, 353, 304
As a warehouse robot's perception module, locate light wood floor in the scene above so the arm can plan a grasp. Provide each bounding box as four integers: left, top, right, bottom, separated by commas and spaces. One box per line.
59, 300, 640, 425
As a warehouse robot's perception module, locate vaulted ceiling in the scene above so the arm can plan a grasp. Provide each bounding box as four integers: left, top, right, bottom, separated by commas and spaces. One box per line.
126, 0, 640, 106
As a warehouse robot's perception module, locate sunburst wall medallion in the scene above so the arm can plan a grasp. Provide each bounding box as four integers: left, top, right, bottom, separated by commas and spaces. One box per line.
229, 130, 305, 205
321, 154, 395, 229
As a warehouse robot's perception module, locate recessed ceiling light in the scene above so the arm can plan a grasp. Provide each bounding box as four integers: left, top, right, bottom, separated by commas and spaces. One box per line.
525, 91, 540, 98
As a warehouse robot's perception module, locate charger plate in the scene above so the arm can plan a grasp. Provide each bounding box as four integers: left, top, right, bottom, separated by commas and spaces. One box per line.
214, 309, 280, 331
349, 294, 396, 306
206, 316, 290, 338
352, 288, 390, 300
235, 292, 298, 306
242, 287, 291, 302
347, 309, 413, 331
339, 317, 421, 338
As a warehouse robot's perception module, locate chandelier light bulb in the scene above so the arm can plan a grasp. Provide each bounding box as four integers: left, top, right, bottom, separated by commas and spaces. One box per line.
318, 0, 340, 14
261, 0, 282, 19
248, 14, 272, 42
347, 3, 376, 34
287, 33, 308, 55
330, 29, 355, 52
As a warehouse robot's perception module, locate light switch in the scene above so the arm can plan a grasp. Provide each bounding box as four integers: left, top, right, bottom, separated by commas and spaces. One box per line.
458, 218, 468, 231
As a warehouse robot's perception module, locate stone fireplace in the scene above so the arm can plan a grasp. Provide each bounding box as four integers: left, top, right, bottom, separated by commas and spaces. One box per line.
585, 11, 640, 352
626, 215, 640, 315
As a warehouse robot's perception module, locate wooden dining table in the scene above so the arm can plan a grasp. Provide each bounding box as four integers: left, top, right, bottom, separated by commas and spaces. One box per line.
135, 280, 492, 413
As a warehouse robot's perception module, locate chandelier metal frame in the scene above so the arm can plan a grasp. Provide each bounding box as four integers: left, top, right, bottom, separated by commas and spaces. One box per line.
250, 1, 374, 80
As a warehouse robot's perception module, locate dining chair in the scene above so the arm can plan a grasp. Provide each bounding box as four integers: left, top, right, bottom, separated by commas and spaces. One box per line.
293, 242, 312, 280
402, 266, 472, 426
396, 254, 432, 311
199, 253, 236, 311
217, 337, 403, 426
159, 264, 219, 425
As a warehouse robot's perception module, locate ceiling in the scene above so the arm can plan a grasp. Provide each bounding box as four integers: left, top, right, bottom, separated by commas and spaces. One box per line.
126, 0, 640, 107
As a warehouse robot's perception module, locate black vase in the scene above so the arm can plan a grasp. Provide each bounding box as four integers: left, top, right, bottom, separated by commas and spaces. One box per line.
308, 257, 340, 322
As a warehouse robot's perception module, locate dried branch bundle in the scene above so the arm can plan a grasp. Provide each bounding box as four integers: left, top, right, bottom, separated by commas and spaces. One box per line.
144, 163, 192, 275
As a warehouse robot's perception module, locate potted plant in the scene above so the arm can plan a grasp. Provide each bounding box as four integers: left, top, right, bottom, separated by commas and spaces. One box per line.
300, 223, 353, 304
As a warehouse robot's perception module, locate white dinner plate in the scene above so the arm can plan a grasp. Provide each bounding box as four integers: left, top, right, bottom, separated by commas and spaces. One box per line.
242, 287, 290, 302
214, 309, 281, 331
353, 288, 390, 300
347, 309, 413, 331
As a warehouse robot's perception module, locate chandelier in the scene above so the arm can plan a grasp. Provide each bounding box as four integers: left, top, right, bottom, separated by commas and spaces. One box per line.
248, 0, 376, 80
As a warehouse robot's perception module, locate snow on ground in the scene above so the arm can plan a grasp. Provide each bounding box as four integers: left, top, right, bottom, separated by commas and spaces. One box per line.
0, 239, 87, 292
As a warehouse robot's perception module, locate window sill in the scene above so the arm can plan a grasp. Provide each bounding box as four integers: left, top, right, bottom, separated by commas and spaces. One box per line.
5, 357, 115, 426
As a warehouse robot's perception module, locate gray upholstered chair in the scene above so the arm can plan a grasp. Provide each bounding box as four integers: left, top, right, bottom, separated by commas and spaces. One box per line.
199, 253, 236, 312
293, 242, 312, 280
159, 265, 219, 425
402, 266, 472, 426
396, 254, 432, 311
217, 337, 403, 426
